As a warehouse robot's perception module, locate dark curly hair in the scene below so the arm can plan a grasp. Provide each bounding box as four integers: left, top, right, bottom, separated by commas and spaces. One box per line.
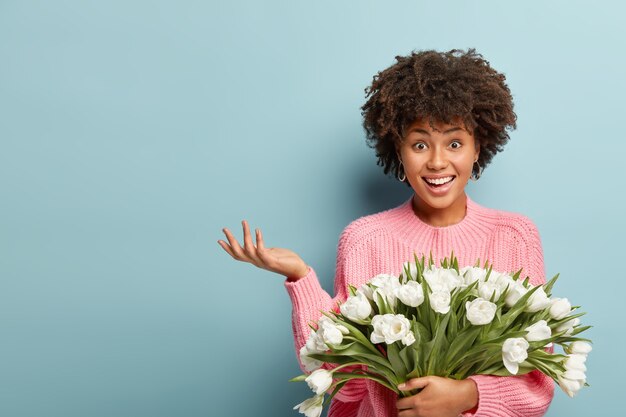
361, 48, 517, 184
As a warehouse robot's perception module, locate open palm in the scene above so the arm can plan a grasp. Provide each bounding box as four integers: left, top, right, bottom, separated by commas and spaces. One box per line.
218, 220, 309, 280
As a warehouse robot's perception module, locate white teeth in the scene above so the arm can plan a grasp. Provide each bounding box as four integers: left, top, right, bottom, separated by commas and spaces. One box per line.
424, 176, 454, 185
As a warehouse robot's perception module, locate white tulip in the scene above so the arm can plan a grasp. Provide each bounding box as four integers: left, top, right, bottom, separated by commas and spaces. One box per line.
478, 280, 502, 301
395, 281, 425, 307
504, 281, 528, 307
340, 292, 372, 322
558, 368, 587, 398
370, 314, 415, 346
305, 369, 333, 395
402, 332, 416, 346
317, 317, 349, 346
493, 273, 515, 293
556, 317, 580, 336
429, 290, 451, 314
293, 395, 324, 417
564, 354, 587, 373
549, 298, 572, 320
502, 337, 529, 374
305, 330, 328, 354
459, 266, 488, 287
299, 345, 323, 372
359, 283, 374, 300
524, 320, 552, 342
558, 374, 585, 398
370, 273, 401, 292
369, 274, 401, 308
525, 287, 552, 313
570, 341, 592, 355
465, 298, 497, 325
423, 267, 462, 292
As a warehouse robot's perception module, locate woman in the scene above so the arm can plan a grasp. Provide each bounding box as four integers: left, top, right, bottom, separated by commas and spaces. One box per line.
218, 49, 554, 417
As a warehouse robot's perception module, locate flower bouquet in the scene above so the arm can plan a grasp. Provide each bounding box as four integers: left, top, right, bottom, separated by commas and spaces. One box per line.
291, 252, 592, 417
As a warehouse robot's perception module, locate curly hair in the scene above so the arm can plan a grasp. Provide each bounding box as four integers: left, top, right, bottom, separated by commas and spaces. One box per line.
361, 48, 517, 184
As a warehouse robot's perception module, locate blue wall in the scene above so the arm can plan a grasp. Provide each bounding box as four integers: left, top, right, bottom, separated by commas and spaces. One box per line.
1, 1, 621, 416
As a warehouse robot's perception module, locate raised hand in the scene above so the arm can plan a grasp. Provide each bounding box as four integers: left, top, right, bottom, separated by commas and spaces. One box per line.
218, 220, 309, 281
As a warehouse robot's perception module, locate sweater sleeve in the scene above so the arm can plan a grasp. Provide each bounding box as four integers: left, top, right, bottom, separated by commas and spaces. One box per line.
284, 226, 368, 404
462, 218, 555, 417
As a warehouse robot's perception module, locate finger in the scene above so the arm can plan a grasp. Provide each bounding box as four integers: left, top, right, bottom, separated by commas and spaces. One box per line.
241, 220, 255, 251
397, 408, 415, 417
256, 228, 272, 263
396, 398, 414, 411
222, 227, 248, 260
256, 228, 265, 251
217, 240, 236, 258
241, 220, 261, 263
398, 376, 430, 391
396, 395, 420, 414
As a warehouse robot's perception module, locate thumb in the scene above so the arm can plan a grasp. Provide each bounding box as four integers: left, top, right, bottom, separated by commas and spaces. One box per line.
398, 376, 431, 391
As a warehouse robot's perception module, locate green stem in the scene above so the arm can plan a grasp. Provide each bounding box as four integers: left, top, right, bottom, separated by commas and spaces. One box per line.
333, 372, 400, 393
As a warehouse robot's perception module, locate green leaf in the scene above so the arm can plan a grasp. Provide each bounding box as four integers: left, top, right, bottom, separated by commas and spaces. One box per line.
543, 273, 560, 295
477, 362, 536, 377
398, 345, 414, 375
511, 268, 523, 281
387, 342, 408, 380
426, 313, 450, 375
447, 341, 507, 373
307, 352, 358, 366
496, 285, 544, 330
414, 318, 432, 341
447, 304, 459, 341
375, 291, 391, 315
307, 347, 398, 385
348, 285, 358, 296
325, 380, 348, 404
446, 326, 482, 370
332, 371, 399, 393
289, 374, 308, 382
556, 336, 593, 344
549, 311, 587, 328
570, 325, 592, 336
336, 320, 381, 355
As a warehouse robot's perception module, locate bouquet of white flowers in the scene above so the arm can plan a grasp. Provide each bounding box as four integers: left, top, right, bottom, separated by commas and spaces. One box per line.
291, 253, 592, 417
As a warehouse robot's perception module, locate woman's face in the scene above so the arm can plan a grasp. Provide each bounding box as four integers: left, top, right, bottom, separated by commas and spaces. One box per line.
398, 117, 479, 221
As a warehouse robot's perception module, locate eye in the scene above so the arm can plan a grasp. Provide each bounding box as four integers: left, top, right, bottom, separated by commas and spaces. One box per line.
413, 142, 427, 151
450, 140, 462, 149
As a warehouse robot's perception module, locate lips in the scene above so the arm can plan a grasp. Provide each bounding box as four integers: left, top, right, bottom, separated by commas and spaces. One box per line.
422, 175, 456, 195
422, 176, 455, 186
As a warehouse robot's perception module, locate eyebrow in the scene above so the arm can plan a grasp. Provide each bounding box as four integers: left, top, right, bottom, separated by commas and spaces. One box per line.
410, 127, 464, 135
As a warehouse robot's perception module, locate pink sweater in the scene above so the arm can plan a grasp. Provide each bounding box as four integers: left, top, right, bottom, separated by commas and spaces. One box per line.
285, 195, 554, 417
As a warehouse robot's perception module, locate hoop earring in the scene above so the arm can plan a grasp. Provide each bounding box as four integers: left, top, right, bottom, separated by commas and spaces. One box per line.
397, 161, 406, 182
471, 161, 483, 181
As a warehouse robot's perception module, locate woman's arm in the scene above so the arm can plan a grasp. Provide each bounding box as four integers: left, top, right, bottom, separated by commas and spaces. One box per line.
284, 226, 369, 404
219, 219, 367, 405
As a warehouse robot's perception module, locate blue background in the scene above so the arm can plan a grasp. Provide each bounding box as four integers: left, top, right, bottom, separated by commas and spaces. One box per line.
1, 1, 621, 416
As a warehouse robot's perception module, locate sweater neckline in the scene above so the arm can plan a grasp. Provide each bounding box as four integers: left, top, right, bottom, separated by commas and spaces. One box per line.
399, 194, 479, 233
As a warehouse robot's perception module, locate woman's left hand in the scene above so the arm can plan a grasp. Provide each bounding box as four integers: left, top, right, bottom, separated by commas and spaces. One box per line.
396, 376, 478, 417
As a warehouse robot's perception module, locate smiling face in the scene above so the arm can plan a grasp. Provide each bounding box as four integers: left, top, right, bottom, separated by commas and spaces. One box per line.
398, 118, 480, 226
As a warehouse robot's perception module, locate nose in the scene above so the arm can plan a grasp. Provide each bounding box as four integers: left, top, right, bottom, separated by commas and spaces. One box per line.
427, 147, 448, 170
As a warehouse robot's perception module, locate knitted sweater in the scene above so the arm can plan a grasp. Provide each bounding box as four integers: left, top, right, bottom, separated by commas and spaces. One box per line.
284, 195, 555, 417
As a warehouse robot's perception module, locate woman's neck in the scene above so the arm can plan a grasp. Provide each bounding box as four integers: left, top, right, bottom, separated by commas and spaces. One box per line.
411, 193, 468, 227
